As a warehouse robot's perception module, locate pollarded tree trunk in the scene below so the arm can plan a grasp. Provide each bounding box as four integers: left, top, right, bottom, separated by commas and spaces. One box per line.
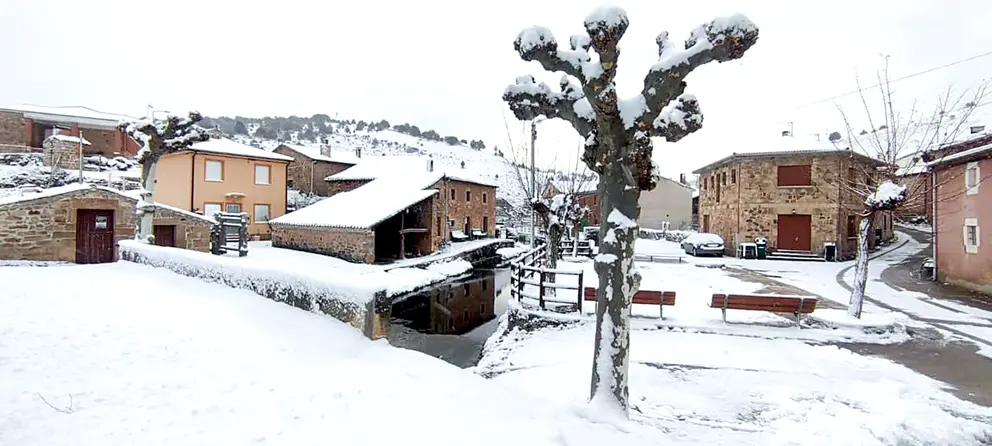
848, 214, 873, 319
136, 158, 159, 243
502, 6, 758, 416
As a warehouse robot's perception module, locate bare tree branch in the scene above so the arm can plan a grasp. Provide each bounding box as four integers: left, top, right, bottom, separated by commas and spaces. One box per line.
37, 393, 73, 414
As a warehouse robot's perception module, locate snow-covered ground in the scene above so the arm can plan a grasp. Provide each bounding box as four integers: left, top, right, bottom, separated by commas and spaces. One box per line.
475, 316, 992, 444
0, 262, 669, 446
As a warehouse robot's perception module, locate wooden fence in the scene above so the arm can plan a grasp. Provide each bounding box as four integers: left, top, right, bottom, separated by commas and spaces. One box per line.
509, 244, 585, 310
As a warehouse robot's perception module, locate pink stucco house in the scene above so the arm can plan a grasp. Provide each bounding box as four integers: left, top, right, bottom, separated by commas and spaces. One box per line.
932, 135, 992, 295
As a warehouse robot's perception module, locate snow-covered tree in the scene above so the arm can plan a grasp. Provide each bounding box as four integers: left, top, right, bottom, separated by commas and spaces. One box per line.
502, 6, 758, 416
839, 60, 989, 319
121, 112, 210, 244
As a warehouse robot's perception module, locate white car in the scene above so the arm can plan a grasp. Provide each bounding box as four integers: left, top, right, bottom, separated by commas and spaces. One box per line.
681, 233, 725, 257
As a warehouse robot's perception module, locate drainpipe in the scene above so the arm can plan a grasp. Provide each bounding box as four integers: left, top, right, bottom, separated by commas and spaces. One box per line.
837, 159, 844, 257
931, 169, 938, 281
736, 161, 742, 246
190, 152, 197, 211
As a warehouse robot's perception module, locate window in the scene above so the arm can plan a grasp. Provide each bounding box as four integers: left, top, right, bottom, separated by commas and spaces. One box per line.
483, 192, 488, 204
847, 215, 857, 238
482, 281, 487, 291
463, 284, 470, 294
731, 169, 736, 184
254, 204, 270, 223
203, 203, 222, 217
451, 188, 456, 200
254, 164, 271, 185
436, 216, 442, 236
777, 165, 812, 186
483, 216, 489, 232
964, 218, 980, 254
205, 160, 224, 182
466, 189, 471, 201
703, 177, 707, 191
721, 172, 726, 185
226, 203, 241, 214
965, 162, 980, 195
287, 179, 294, 189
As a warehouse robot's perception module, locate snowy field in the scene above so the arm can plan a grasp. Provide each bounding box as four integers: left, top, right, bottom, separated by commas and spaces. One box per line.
0, 262, 670, 446
475, 316, 992, 445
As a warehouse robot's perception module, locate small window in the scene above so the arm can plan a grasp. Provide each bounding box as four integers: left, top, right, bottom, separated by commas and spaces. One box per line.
436, 216, 442, 236
965, 162, 980, 195
203, 203, 222, 217
731, 169, 736, 184
703, 177, 707, 191
225, 203, 241, 214
254, 164, 271, 185
847, 215, 857, 238
482, 281, 487, 291
287, 179, 294, 189
721, 172, 726, 185
777, 165, 812, 187
205, 160, 223, 182
451, 188, 456, 200
964, 218, 980, 254
463, 284, 470, 294
483, 216, 489, 232
483, 192, 488, 204
254, 204, 270, 222
466, 189, 471, 201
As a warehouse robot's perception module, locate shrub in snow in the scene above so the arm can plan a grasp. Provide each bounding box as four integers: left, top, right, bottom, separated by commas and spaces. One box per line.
119, 241, 390, 339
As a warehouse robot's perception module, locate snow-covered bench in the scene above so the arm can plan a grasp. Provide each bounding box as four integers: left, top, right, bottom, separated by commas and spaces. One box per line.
451, 230, 468, 241
583, 287, 676, 319
710, 293, 818, 328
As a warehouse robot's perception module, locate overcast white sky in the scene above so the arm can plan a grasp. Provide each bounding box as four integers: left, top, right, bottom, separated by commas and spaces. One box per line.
2, 0, 990, 177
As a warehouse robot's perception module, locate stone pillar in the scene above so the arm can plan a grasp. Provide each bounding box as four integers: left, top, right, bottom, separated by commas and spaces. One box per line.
42, 137, 82, 170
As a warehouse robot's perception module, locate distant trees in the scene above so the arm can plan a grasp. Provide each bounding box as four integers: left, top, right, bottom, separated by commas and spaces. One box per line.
422, 130, 442, 141
443, 136, 460, 145
233, 120, 248, 134
470, 140, 486, 150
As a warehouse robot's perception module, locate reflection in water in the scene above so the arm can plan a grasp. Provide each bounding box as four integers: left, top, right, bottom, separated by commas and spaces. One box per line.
389, 269, 511, 367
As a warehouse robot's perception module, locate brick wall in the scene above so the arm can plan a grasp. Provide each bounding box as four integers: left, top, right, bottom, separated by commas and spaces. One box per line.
326, 179, 371, 197
271, 224, 375, 263
445, 179, 497, 236
0, 112, 26, 147
274, 147, 354, 196
697, 154, 884, 257
77, 127, 117, 157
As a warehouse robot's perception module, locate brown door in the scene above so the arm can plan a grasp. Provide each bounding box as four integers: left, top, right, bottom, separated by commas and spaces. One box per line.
76, 209, 115, 264
153, 225, 176, 247
777, 214, 811, 251
702, 215, 710, 233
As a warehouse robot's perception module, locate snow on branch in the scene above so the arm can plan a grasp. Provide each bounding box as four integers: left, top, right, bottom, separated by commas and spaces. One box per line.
503, 75, 595, 137
121, 111, 210, 163
633, 14, 759, 131
651, 94, 704, 142
865, 180, 907, 211
514, 26, 603, 83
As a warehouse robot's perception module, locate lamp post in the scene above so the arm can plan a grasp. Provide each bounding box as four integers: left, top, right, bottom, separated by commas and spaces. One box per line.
530, 117, 545, 248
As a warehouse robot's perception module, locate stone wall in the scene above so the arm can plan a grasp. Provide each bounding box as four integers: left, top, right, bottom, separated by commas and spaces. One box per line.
325, 179, 371, 197
42, 138, 82, 170
271, 224, 375, 263
0, 187, 212, 262
273, 147, 354, 196
0, 112, 26, 147
446, 179, 497, 236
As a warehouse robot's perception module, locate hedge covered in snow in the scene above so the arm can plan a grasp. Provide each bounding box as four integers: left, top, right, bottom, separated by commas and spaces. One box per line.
119, 241, 390, 338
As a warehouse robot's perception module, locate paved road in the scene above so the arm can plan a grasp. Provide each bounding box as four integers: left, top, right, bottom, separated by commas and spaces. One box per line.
833, 228, 992, 407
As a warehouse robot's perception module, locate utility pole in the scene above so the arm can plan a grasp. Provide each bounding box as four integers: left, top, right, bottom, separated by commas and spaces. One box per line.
78, 130, 84, 183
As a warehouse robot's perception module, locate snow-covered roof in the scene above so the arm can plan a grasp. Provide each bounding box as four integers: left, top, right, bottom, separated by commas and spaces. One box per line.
46, 134, 91, 145
692, 135, 882, 174
0, 104, 137, 129
270, 176, 440, 230
928, 142, 992, 168
276, 143, 359, 165
326, 155, 496, 187
188, 138, 293, 162
0, 183, 212, 223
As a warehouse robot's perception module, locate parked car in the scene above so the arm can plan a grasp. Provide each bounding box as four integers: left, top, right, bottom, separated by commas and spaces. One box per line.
682, 233, 725, 256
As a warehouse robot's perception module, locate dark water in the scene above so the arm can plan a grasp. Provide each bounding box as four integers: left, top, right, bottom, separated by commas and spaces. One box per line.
389, 269, 511, 367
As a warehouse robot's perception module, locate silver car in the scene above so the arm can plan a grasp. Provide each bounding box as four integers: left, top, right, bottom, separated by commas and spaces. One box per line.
681, 233, 725, 256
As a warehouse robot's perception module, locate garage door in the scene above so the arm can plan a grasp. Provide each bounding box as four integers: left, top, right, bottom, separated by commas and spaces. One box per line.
777, 214, 811, 251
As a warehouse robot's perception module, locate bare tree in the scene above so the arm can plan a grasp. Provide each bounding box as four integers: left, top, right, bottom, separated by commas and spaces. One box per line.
502, 6, 758, 415
839, 60, 990, 318
121, 112, 210, 243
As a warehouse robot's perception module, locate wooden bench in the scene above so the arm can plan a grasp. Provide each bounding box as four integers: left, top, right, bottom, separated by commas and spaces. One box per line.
584, 287, 676, 319
710, 293, 818, 328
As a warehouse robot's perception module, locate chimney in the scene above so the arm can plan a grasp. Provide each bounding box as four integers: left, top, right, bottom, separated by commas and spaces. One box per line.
320, 144, 332, 158
679, 173, 686, 184
428, 157, 434, 172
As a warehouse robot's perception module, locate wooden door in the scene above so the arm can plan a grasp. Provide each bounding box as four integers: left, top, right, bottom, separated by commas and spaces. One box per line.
76, 209, 115, 264
153, 225, 176, 247
777, 214, 811, 251
702, 215, 710, 233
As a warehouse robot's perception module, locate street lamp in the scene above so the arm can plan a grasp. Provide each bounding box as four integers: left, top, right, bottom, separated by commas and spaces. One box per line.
530, 117, 546, 248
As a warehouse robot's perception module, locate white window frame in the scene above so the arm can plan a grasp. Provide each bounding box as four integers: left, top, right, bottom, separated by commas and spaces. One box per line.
254, 163, 271, 185
964, 217, 980, 254
205, 160, 224, 182
965, 162, 980, 195
203, 203, 222, 217
254, 204, 270, 223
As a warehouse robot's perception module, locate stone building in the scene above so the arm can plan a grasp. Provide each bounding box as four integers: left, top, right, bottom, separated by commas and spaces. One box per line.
0, 105, 140, 156
693, 139, 893, 259
42, 135, 88, 170
273, 143, 357, 196
269, 156, 497, 264
0, 184, 214, 263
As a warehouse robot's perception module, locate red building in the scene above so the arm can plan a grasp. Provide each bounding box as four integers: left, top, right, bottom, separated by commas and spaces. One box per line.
0, 105, 140, 157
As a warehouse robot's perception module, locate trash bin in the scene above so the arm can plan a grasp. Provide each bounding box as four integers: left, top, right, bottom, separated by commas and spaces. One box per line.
737, 242, 757, 259
754, 237, 768, 259
823, 242, 837, 262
